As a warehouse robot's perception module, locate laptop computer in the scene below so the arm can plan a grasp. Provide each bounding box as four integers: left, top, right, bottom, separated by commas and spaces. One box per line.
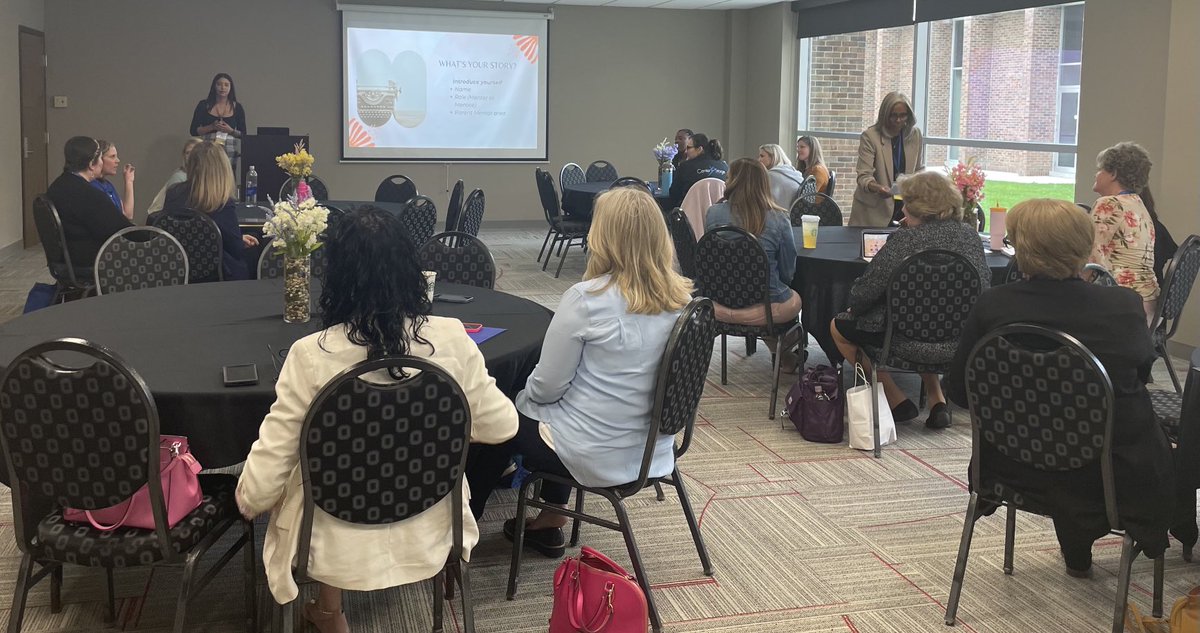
861, 229, 898, 262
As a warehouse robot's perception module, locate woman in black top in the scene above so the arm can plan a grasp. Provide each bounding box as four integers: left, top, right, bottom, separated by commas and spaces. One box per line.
45, 136, 133, 272
190, 73, 247, 138
668, 132, 728, 208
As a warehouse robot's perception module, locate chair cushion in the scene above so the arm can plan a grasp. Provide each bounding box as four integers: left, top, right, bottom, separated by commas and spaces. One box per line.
552, 218, 589, 234
35, 474, 239, 568
1148, 388, 1182, 442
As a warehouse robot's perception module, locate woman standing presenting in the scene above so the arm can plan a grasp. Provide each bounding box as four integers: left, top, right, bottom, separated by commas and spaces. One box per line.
190, 73, 247, 139
850, 92, 924, 227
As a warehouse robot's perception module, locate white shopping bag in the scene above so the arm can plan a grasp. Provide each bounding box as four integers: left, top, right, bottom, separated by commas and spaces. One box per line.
846, 363, 897, 451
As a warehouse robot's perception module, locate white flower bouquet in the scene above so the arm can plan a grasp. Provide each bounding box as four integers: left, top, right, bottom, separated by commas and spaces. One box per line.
262, 196, 329, 259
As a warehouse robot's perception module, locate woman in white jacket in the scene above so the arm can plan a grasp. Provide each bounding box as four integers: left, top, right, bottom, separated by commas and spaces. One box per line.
236, 206, 518, 633
758, 143, 809, 211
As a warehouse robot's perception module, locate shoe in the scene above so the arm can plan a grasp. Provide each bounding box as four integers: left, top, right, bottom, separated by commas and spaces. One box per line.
1064, 564, 1093, 579
1171, 522, 1197, 562
1062, 548, 1093, 579
504, 518, 566, 558
303, 600, 350, 633
891, 399, 919, 423
925, 402, 951, 429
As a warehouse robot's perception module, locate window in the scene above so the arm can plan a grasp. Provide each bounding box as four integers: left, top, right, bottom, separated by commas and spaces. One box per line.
1055, 3, 1084, 171
947, 19, 964, 161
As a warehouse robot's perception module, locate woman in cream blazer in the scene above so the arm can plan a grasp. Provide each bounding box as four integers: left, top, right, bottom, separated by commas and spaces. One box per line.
236, 206, 518, 633
851, 92, 925, 227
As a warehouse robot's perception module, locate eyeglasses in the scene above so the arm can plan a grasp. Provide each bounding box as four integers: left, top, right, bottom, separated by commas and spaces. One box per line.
889, 112, 909, 121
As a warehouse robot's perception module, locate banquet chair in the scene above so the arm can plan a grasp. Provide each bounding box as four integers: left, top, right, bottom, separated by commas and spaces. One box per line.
93, 226, 188, 296
400, 195, 439, 247
506, 298, 717, 633
612, 176, 651, 192
585, 160, 618, 182
32, 195, 94, 303
824, 170, 836, 196
973, 204, 986, 232
559, 163, 585, 192
1151, 235, 1200, 392
1083, 263, 1118, 286
666, 207, 697, 280
858, 250, 984, 457
445, 179, 465, 234
798, 174, 818, 200
257, 241, 329, 282
148, 211, 224, 283
1003, 258, 1024, 285
419, 232, 497, 289
0, 338, 256, 633
279, 176, 329, 202
1148, 363, 1200, 560
458, 189, 486, 237
944, 324, 1164, 633
534, 169, 589, 278
274, 356, 476, 633
374, 174, 418, 204
695, 226, 806, 420
789, 192, 843, 227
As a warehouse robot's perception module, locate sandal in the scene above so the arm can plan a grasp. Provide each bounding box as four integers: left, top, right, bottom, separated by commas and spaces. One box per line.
303, 600, 350, 633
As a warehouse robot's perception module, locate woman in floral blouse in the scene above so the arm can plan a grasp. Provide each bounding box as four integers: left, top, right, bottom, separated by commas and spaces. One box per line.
1089, 142, 1159, 324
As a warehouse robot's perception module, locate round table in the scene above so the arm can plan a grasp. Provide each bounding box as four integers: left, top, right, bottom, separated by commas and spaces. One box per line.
561, 180, 669, 219
789, 225, 1013, 363
0, 280, 551, 470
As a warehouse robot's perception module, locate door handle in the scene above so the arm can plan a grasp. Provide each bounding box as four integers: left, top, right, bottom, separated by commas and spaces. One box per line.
22, 137, 32, 159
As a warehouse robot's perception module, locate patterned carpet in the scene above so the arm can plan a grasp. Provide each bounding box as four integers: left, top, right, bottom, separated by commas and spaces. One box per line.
0, 228, 1194, 632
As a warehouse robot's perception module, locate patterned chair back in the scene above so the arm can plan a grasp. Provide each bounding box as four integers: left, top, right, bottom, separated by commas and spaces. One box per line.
0, 338, 172, 552
797, 174, 818, 200
418, 232, 497, 289
296, 356, 471, 572
32, 195, 82, 285
885, 249, 983, 346
560, 163, 585, 190
666, 208, 697, 280
374, 174, 419, 204
399, 195, 438, 246
148, 211, 224, 283
1003, 258, 1023, 285
94, 227, 188, 295
824, 170, 836, 196
585, 160, 618, 183
445, 179, 465, 233
458, 189, 485, 237
536, 169, 563, 223
963, 324, 1118, 525
612, 177, 651, 193
1083, 263, 1118, 287
280, 177, 330, 202
257, 241, 329, 282
1153, 235, 1200, 339
789, 192, 843, 227
695, 225, 772, 313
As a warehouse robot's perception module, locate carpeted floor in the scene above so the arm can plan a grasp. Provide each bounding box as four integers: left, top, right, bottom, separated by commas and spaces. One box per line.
0, 227, 1194, 632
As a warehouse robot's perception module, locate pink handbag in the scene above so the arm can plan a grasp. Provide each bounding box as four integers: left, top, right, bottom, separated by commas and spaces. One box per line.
550, 546, 649, 633
64, 435, 203, 531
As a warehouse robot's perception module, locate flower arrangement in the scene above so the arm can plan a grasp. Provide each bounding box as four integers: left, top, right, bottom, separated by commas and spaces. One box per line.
948, 158, 986, 211
276, 141, 314, 179
652, 138, 678, 164
262, 195, 329, 259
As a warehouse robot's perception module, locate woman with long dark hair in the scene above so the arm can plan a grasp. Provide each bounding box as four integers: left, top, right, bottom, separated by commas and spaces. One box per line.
236, 206, 518, 633
190, 73, 247, 138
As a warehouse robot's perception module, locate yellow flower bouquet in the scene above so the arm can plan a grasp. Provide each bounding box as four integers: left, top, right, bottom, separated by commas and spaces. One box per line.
276, 141, 314, 179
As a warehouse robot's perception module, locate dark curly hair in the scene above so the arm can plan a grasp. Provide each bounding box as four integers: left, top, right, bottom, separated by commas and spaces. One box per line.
318, 205, 432, 361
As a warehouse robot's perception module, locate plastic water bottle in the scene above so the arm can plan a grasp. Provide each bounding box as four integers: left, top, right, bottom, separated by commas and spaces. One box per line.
245, 166, 258, 204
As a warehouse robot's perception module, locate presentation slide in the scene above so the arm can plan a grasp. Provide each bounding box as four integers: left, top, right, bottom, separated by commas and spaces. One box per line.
340, 6, 549, 161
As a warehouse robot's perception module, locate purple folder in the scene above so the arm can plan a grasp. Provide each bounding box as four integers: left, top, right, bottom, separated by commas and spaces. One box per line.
468, 326, 506, 345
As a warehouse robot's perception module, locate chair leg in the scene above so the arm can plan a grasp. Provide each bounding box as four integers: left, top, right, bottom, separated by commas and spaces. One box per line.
654, 482, 665, 502
769, 335, 783, 420
542, 236, 558, 271
672, 470, 713, 576
272, 599, 293, 633
944, 493, 981, 626
537, 229, 554, 263
172, 549, 203, 633
1003, 505, 1016, 575
1111, 535, 1138, 633
243, 520, 257, 633
569, 490, 585, 547
1153, 554, 1164, 618
745, 336, 757, 356
458, 559, 476, 633
554, 240, 574, 278
1164, 349, 1183, 393
431, 568, 445, 633
507, 475, 537, 599
869, 361, 882, 459
50, 564, 62, 613
610, 499, 663, 633
7, 553, 34, 633
105, 566, 117, 624
720, 334, 728, 385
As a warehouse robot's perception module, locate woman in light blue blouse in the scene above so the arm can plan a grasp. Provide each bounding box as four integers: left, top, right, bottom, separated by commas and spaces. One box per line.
466, 187, 694, 558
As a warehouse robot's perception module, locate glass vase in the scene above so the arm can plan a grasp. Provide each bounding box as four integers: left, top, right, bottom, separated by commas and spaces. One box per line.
283, 254, 311, 324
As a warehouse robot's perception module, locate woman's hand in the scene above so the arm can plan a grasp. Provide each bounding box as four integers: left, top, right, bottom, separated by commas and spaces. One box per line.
215, 119, 234, 134
123, 163, 135, 183
872, 183, 891, 198
235, 487, 258, 521
242, 234, 259, 247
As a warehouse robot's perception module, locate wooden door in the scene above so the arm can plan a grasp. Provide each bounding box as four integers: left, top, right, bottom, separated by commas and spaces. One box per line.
19, 28, 48, 248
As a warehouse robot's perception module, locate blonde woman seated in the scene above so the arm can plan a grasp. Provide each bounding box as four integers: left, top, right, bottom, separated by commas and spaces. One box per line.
757, 143, 808, 210
236, 206, 519, 633
944, 199, 1173, 577
831, 170, 988, 429
1089, 141, 1159, 324
466, 187, 693, 557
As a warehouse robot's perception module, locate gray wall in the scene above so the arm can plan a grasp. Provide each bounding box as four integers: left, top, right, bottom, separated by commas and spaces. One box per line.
41, 0, 734, 226
1, 0, 46, 252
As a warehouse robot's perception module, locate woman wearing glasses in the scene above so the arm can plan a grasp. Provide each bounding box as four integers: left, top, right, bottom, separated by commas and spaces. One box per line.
45, 136, 133, 272
850, 92, 924, 227
668, 132, 728, 209
795, 135, 830, 195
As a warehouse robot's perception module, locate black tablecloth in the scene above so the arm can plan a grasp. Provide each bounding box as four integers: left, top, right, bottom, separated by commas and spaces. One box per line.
561, 180, 669, 219
0, 281, 550, 472
790, 226, 1012, 364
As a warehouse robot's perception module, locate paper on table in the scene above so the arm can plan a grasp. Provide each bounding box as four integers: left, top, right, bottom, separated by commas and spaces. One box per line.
468, 327, 506, 345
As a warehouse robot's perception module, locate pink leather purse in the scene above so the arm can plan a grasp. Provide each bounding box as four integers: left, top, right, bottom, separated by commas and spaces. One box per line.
549, 546, 649, 633
64, 435, 203, 531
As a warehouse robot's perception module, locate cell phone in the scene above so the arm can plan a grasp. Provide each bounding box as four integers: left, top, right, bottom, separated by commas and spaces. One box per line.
222, 363, 259, 387
435, 293, 474, 304
463, 322, 484, 333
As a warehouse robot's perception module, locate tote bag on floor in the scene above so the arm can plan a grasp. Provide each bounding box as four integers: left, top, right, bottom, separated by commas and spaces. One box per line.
846, 364, 897, 451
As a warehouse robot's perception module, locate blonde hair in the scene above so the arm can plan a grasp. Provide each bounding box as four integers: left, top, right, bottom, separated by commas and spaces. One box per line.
794, 135, 825, 171
1007, 199, 1094, 280
584, 188, 693, 314
758, 144, 789, 169
874, 92, 915, 136
185, 141, 235, 214
899, 171, 963, 222
724, 158, 784, 236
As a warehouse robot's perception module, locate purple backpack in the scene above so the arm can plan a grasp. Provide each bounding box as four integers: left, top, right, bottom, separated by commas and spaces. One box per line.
785, 365, 844, 443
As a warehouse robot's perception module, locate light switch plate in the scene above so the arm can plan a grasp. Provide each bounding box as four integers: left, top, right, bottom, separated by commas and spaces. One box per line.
52, 96, 67, 108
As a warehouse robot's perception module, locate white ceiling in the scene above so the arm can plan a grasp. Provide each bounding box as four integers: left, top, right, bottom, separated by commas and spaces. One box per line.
469, 0, 783, 9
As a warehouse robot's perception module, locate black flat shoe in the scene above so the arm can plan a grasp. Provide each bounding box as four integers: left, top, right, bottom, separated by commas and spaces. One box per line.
1171, 522, 1197, 562
504, 518, 566, 558
925, 402, 951, 429
891, 399, 919, 423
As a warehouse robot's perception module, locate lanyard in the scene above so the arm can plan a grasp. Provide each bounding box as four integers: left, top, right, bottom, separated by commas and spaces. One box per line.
891, 133, 906, 179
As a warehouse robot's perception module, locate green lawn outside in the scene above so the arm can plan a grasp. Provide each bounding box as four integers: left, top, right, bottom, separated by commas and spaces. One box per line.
978, 181, 1076, 232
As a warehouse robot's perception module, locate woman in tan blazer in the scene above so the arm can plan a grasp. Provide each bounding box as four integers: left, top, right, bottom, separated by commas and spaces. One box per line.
850, 92, 925, 227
